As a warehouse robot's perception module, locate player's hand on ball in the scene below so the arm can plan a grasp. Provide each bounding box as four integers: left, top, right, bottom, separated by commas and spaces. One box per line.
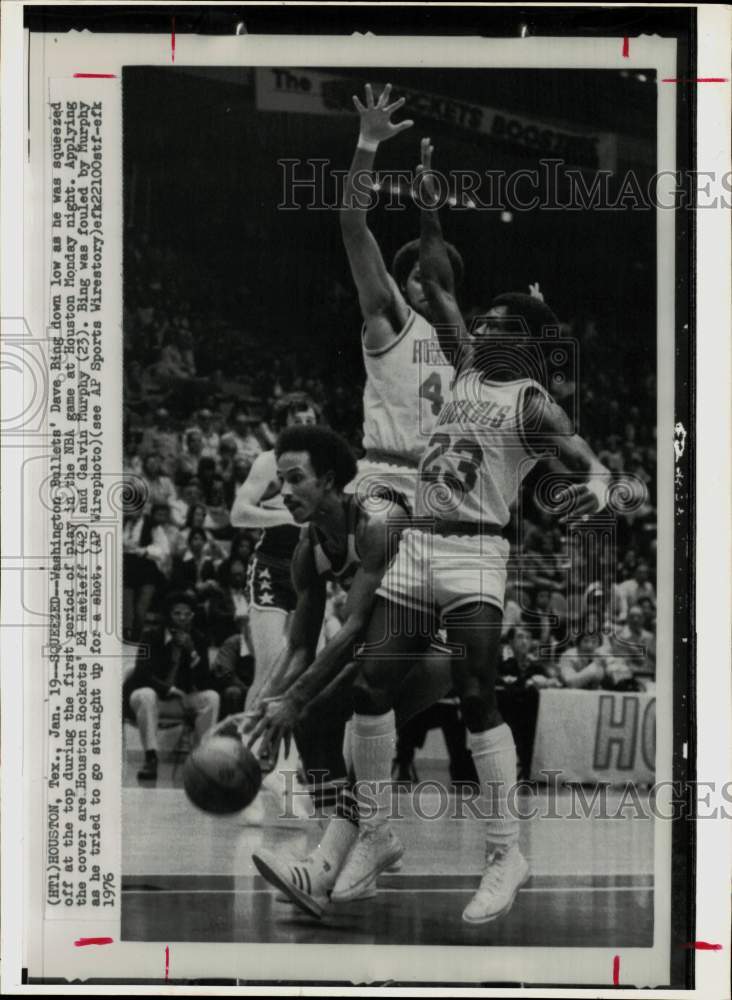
353, 83, 414, 143
414, 137, 439, 207
247, 696, 300, 757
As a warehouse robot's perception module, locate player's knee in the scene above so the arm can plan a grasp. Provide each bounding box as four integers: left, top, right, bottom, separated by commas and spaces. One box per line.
352, 673, 395, 716
131, 686, 157, 710
457, 689, 500, 734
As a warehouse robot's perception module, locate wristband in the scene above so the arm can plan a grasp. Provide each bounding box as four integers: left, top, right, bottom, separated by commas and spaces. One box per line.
357, 135, 379, 153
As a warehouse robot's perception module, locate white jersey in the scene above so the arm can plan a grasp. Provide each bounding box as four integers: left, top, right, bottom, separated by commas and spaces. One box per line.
362, 309, 449, 467
415, 373, 551, 529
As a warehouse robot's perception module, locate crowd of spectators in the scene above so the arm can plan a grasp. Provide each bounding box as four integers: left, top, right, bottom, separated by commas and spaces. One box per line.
122, 234, 658, 782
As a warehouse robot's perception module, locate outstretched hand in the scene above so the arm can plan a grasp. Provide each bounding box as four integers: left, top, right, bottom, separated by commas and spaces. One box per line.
353, 83, 414, 144
246, 695, 301, 763
414, 136, 440, 207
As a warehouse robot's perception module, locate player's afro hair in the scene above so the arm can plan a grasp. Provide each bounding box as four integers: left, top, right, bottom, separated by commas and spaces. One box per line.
392, 239, 464, 291
489, 292, 559, 339
276, 425, 358, 492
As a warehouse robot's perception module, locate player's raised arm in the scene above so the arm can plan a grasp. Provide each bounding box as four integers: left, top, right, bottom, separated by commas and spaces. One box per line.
340, 83, 414, 346
528, 390, 645, 518
417, 138, 471, 371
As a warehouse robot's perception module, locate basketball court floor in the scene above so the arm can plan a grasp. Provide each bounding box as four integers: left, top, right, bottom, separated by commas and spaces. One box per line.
121, 749, 654, 948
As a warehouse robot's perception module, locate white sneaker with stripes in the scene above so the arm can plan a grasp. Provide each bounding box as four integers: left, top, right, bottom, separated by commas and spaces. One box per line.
253, 848, 333, 919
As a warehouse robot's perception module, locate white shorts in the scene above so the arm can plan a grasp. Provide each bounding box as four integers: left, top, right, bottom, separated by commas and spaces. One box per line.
377, 527, 510, 620
344, 458, 418, 513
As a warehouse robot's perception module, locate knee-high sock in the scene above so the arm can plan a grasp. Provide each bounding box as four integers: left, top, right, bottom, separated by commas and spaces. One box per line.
468, 723, 519, 851
351, 711, 396, 830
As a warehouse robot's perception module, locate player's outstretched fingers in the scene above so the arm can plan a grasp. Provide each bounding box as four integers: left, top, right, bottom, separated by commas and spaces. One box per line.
364, 82, 375, 106
378, 82, 392, 106
384, 96, 406, 114
352, 94, 366, 113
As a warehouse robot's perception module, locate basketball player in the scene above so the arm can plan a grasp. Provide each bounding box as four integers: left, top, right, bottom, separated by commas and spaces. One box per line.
328, 137, 619, 924
238, 425, 452, 918
230, 394, 319, 705
340, 82, 463, 508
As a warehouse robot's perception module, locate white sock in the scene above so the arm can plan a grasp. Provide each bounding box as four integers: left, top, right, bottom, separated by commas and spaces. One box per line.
352, 711, 396, 831
310, 816, 358, 878
468, 723, 519, 852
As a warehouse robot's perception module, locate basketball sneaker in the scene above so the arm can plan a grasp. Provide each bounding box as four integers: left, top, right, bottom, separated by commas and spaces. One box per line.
330, 825, 404, 902
253, 848, 334, 919
462, 844, 529, 924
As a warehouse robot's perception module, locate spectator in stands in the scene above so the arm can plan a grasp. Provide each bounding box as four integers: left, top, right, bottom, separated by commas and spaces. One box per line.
558, 631, 605, 689
530, 585, 566, 648
171, 526, 220, 605
496, 627, 548, 779
122, 501, 177, 639
617, 604, 656, 683
204, 478, 232, 540
189, 408, 221, 458
141, 408, 182, 478
208, 556, 250, 646
175, 503, 225, 562
230, 412, 263, 465
212, 619, 256, 718
140, 452, 177, 512
197, 456, 219, 501
176, 428, 206, 485
596, 633, 640, 692
123, 592, 219, 781
618, 561, 656, 608
638, 595, 657, 633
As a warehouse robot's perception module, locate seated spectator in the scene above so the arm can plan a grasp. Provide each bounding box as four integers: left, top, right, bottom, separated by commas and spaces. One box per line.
141, 408, 182, 479
175, 502, 226, 562
208, 557, 250, 646
205, 478, 233, 543
496, 626, 555, 779
197, 456, 220, 501
230, 412, 263, 465
638, 594, 657, 633
175, 428, 206, 486
529, 585, 567, 648
617, 561, 656, 608
122, 592, 220, 781
122, 502, 176, 639
140, 452, 177, 513
596, 633, 641, 692
211, 622, 256, 718
191, 408, 221, 458
171, 526, 221, 614
558, 631, 605, 689
617, 604, 656, 680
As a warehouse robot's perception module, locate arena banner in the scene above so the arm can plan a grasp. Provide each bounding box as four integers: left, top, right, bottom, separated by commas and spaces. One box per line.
531, 689, 656, 784
255, 67, 618, 170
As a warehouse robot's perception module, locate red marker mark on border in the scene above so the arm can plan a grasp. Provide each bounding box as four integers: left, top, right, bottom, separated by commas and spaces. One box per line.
622, 37, 629, 58
171, 18, 176, 63
612, 955, 620, 985
165, 945, 170, 979
683, 941, 723, 950
73, 73, 117, 79
75, 936, 113, 947
662, 78, 729, 84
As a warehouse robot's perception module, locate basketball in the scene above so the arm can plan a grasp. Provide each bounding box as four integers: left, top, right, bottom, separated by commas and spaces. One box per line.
183, 735, 262, 815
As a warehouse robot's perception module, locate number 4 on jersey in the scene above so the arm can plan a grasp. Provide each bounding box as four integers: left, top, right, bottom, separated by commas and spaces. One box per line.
419, 372, 444, 416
